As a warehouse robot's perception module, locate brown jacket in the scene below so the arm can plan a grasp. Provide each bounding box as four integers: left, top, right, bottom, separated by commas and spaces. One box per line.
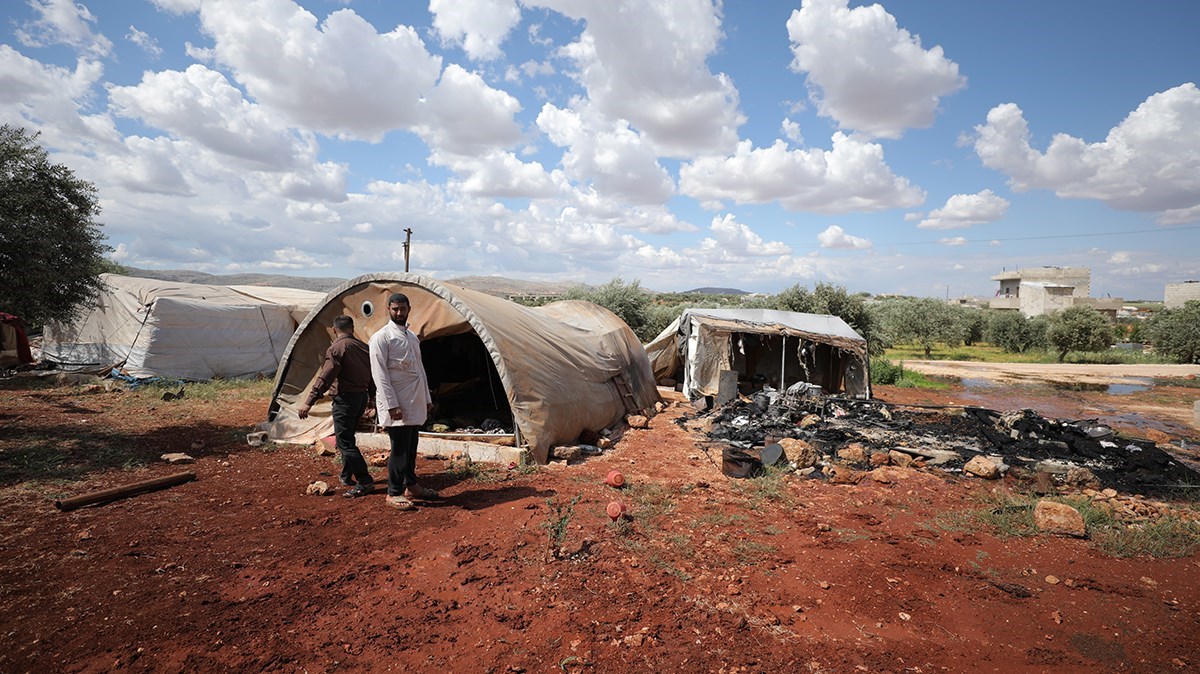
304, 335, 374, 406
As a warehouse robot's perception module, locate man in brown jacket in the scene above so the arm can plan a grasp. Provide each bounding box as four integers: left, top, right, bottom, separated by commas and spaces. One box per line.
298, 315, 376, 497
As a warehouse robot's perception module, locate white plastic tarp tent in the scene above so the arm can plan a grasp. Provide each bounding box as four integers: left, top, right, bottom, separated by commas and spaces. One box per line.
42, 274, 326, 380
644, 308, 871, 400
266, 273, 660, 464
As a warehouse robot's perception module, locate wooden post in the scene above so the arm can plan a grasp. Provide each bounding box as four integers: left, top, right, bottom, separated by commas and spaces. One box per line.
55, 472, 196, 512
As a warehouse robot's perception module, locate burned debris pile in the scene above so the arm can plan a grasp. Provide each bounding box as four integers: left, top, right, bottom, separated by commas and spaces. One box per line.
690, 383, 1199, 497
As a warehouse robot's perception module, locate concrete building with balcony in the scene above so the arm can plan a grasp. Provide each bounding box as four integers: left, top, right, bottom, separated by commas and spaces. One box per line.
989, 266, 1122, 318
1164, 281, 1200, 308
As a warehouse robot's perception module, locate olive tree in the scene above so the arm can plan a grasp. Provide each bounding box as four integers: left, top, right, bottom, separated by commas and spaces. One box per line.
563, 277, 652, 340
872, 297, 967, 357
0, 125, 111, 328
986, 310, 1047, 353
1146, 300, 1200, 364
1044, 305, 1116, 362
772, 282, 883, 355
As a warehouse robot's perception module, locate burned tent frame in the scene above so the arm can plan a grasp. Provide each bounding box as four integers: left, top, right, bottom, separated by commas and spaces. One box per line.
645, 308, 871, 401
266, 273, 660, 464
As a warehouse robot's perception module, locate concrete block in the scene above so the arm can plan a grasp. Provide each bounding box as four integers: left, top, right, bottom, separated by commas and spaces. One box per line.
355, 431, 529, 466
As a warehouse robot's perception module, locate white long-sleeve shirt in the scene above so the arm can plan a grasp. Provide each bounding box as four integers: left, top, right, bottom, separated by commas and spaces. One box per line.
368, 320, 432, 428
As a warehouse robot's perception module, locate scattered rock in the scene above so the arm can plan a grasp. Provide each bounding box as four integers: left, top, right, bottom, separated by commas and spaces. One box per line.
161, 453, 195, 464
797, 414, 821, 429
1033, 500, 1086, 538
825, 465, 862, 485
306, 481, 334, 496
597, 438, 613, 450
837, 443, 868, 463
778, 438, 817, 469
552, 445, 582, 461
1045, 575, 1059, 585
964, 455, 1000, 479
870, 466, 912, 484
869, 452, 890, 467
368, 453, 388, 467
888, 450, 914, 468
1063, 466, 1101, 491
626, 414, 649, 429
654, 401, 667, 413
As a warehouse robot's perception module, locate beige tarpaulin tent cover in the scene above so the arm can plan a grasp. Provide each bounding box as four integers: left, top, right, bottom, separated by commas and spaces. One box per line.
266, 273, 660, 464
644, 308, 871, 400
42, 274, 325, 379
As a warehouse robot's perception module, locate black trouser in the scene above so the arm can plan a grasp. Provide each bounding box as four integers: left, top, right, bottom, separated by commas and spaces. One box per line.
331, 391, 372, 486
385, 425, 420, 496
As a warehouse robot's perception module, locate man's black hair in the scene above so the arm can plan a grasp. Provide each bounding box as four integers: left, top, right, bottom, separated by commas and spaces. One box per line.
332, 315, 354, 332
387, 292, 410, 307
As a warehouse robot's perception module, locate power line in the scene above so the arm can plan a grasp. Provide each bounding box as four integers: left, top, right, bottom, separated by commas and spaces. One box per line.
877, 223, 1200, 248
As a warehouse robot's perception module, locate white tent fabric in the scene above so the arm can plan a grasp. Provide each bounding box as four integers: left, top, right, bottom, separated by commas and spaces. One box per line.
266, 273, 660, 464
42, 274, 326, 380
644, 308, 871, 400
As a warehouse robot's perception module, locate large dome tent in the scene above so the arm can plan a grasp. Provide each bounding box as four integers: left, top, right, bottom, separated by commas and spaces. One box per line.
266, 273, 660, 464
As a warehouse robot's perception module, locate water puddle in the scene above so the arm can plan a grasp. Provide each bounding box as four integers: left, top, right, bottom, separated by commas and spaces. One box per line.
960, 378, 1150, 395
1049, 380, 1151, 395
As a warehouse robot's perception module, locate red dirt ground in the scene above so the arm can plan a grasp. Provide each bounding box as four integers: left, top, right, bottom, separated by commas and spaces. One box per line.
1, 375, 1198, 673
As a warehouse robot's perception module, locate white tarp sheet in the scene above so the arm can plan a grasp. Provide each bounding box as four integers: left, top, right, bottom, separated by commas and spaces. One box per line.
42, 274, 325, 380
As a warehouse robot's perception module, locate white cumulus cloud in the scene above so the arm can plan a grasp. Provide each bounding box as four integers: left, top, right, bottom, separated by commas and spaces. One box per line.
679, 134, 925, 213
973, 84, 1200, 224
191, 0, 443, 142
430, 0, 520, 61
529, 0, 744, 156
817, 224, 871, 249
787, 0, 964, 139
537, 103, 675, 205
15, 0, 113, 57
126, 26, 163, 58
695, 214, 791, 258
917, 189, 1009, 229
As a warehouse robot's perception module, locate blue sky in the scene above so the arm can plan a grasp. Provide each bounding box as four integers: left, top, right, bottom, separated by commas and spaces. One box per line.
3, 0, 1198, 300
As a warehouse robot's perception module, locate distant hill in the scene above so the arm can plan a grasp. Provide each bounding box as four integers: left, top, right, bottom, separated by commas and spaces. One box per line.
123, 267, 347, 292
445, 275, 586, 297
682, 287, 750, 296
119, 268, 586, 298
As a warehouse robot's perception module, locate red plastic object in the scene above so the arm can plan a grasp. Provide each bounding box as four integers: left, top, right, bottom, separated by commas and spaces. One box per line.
605, 470, 625, 488
606, 500, 626, 520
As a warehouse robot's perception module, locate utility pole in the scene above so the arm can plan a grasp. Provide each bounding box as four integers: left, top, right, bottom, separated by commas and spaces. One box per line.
402, 227, 413, 272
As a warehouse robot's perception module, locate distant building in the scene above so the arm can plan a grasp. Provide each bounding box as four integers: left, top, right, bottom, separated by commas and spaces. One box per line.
1164, 281, 1200, 308
989, 266, 1122, 318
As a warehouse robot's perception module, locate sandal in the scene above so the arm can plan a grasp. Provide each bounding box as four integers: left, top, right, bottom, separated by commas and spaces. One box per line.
385, 495, 417, 511
343, 484, 374, 498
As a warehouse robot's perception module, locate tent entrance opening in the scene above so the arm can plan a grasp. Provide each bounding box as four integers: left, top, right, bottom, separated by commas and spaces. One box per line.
421, 331, 514, 435
728, 332, 846, 394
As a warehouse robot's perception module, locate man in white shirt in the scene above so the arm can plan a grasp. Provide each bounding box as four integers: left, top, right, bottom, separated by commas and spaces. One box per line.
369, 292, 439, 511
